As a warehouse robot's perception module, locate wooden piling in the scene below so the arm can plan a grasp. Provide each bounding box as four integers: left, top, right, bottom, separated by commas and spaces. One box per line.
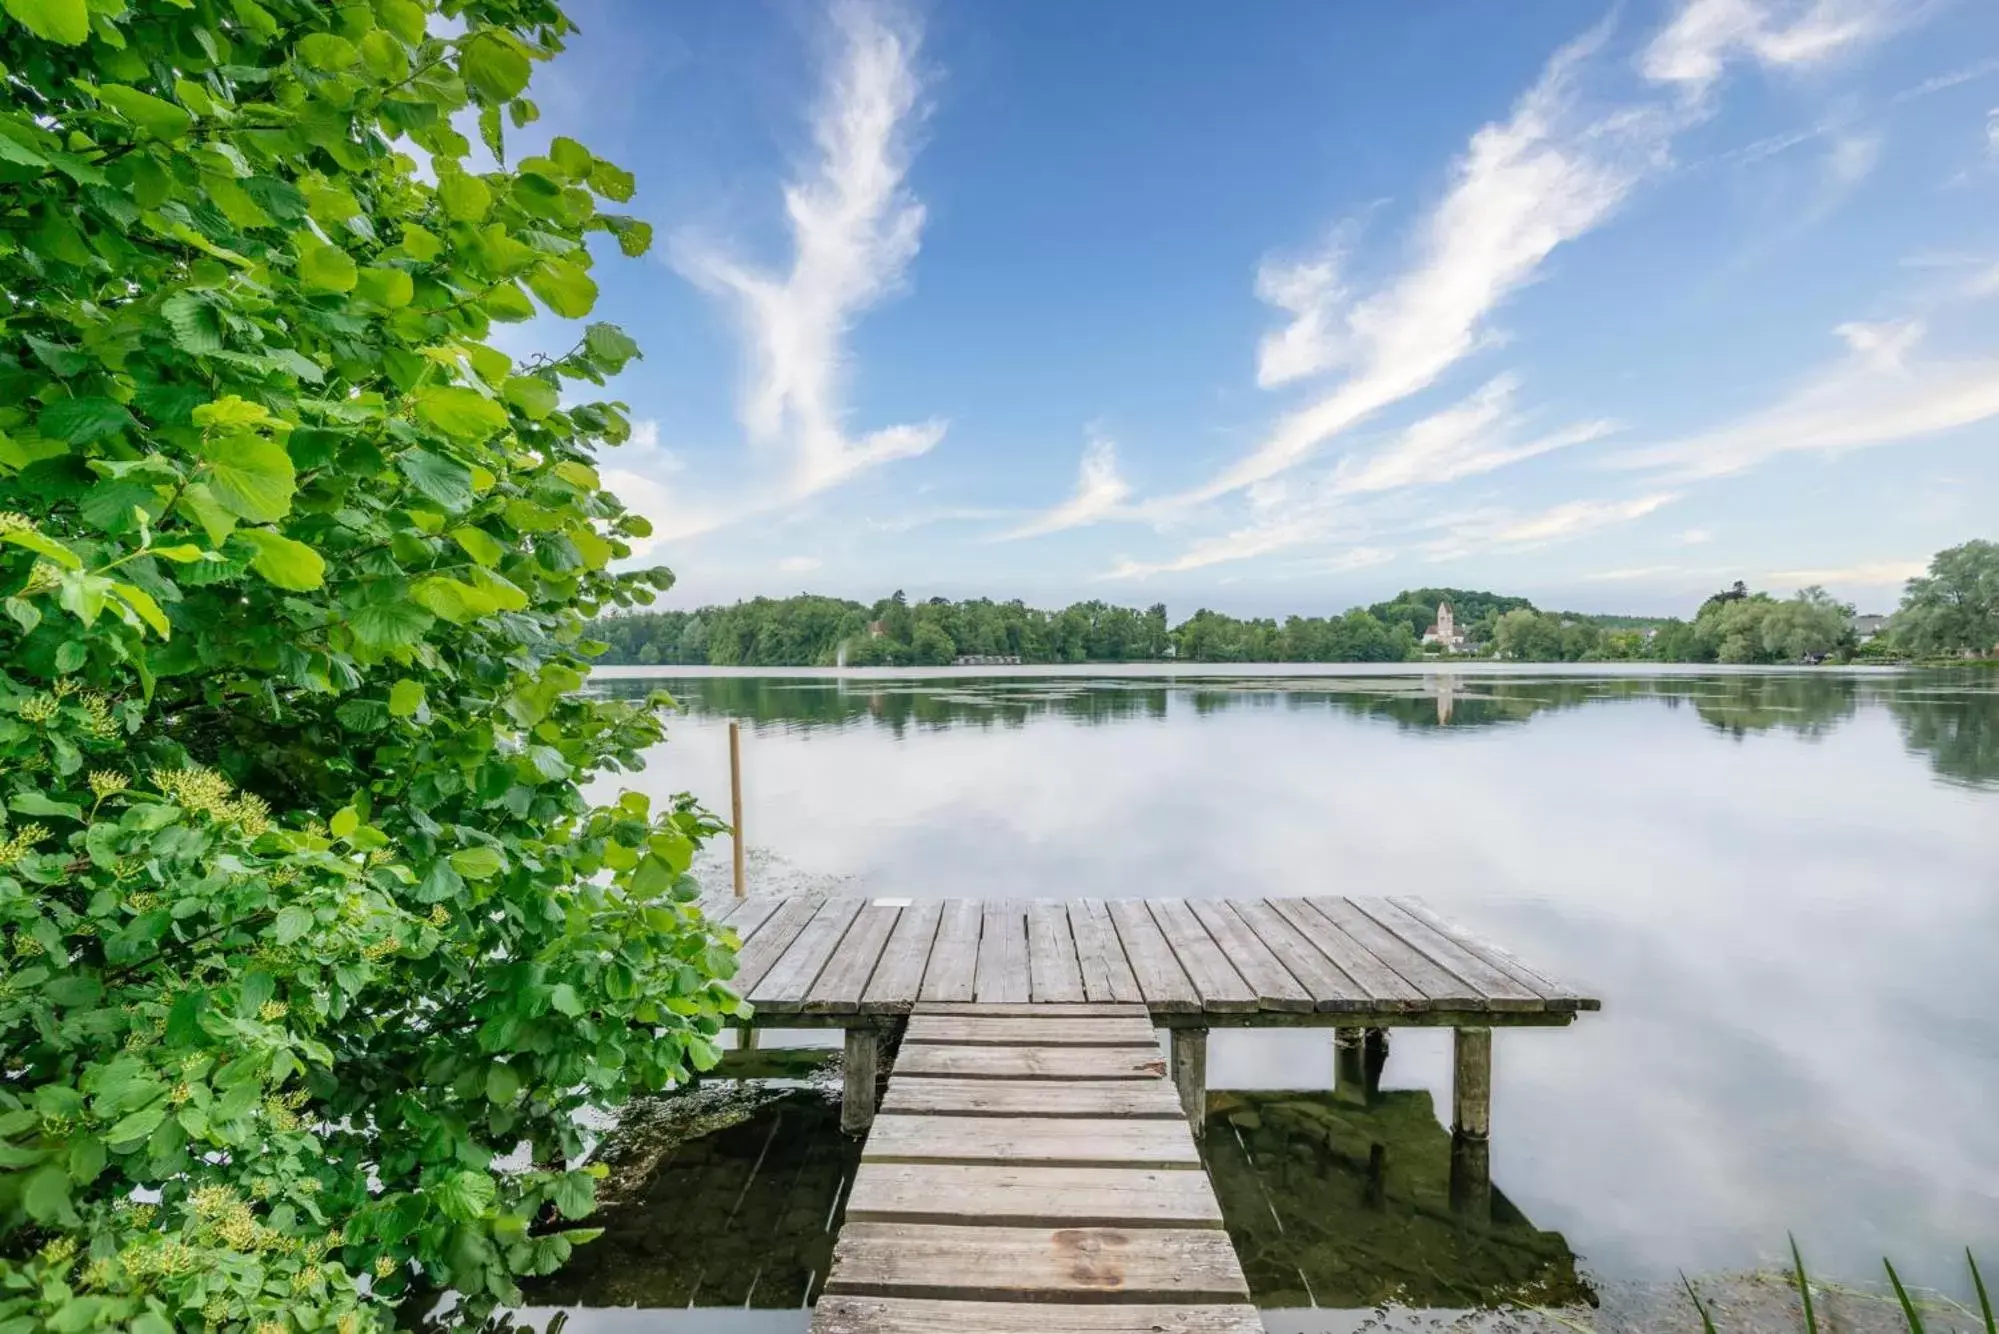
842, 1027, 879, 1134
1171, 1027, 1208, 1138
728, 719, 745, 899
1449, 1025, 1492, 1221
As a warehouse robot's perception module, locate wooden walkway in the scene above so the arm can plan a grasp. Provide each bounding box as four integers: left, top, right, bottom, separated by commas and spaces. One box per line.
812, 1004, 1261, 1334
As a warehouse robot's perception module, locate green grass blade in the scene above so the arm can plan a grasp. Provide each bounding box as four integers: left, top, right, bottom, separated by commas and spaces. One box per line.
1791, 1233, 1820, 1334
1971, 1249, 1995, 1334
1679, 1271, 1719, 1334
1885, 1259, 1927, 1333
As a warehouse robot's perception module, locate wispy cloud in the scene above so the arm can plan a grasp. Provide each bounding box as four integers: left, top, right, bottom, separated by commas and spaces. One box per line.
1324, 374, 1617, 497
1000, 433, 1133, 540
1167, 22, 1650, 508
1764, 559, 1926, 587
669, 1, 943, 514
1640, 0, 1902, 99
1618, 319, 1999, 479
1676, 527, 1716, 545
778, 555, 824, 574
1424, 492, 1682, 561
1823, 131, 1882, 186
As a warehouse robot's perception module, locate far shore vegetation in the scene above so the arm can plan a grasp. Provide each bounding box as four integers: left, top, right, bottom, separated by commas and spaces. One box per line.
596, 539, 1999, 670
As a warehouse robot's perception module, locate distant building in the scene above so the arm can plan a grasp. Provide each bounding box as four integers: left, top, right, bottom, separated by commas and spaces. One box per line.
1421, 602, 1471, 653
1851, 613, 1890, 643
866, 619, 887, 638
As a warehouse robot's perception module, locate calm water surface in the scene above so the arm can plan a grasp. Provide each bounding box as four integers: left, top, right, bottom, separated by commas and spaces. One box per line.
537, 666, 1999, 1323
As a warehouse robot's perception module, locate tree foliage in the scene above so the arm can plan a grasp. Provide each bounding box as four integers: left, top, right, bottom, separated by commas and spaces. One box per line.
0, 2, 736, 1331
1892, 540, 1999, 657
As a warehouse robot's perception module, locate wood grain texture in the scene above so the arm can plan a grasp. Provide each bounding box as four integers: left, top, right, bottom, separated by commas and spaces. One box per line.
895, 1044, 1167, 1081
862, 1115, 1201, 1169
813, 1296, 1264, 1334
1186, 898, 1312, 1012
1266, 896, 1424, 1009
919, 899, 983, 1004
1145, 899, 1256, 1011
1389, 895, 1597, 1010
1227, 896, 1370, 1010
1353, 899, 1545, 1011
879, 1076, 1187, 1120
913, 1002, 1142, 1018
861, 899, 943, 1013
975, 899, 1031, 1004
728, 893, 826, 996
805, 902, 902, 1012
843, 1163, 1225, 1228
1070, 899, 1142, 1003
1027, 900, 1086, 1003
1306, 896, 1482, 1006
902, 1015, 1159, 1048
1105, 898, 1199, 1013
749, 896, 865, 1010
821, 1223, 1246, 1302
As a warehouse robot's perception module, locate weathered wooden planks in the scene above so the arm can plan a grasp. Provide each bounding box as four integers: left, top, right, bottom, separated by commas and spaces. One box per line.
862, 1115, 1200, 1169
1389, 895, 1597, 1010
1306, 895, 1484, 1006
880, 1076, 1186, 1120
1353, 898, 1544, 1011
1266, 895, 1425, 1010
919, 899, 983, 1004
861, 899, 943, 1013
749, 896, 864, 1010
975, 899, 1031, 1003
728, 893, 826, 996
1106, 898, 1199, 1013
1026, 900, 1086, 1002
903, 1014, 1159, 1047
1070, 899, 1142, 1003
822, 1223, 1245, 1302
844, 1163, 1224, 1228
804, 901, 902, 1012
895, 1044, 1166, 1081
814, 1297, 1264, 1334
1227, 896, 1371, 1010
1186, 898, 1312, 1012
1147, 899, 1257, 1011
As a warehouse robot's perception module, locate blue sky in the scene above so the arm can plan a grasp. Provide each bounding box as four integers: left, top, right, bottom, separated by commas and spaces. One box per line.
510, 0, 1999, 617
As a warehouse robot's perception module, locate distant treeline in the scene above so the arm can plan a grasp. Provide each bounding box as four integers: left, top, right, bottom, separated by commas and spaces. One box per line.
589, 583, 1872, 667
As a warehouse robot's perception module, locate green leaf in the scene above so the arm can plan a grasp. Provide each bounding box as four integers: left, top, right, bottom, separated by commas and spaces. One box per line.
148, 544, 208, 563
451, 525, 506, 567
238, 529, 325, 591
389, 679, 425, 717
584, 323, 641, 374
104, 1104, 166, 1148
274, 904, 314, 944
0, 524, 83, 570
350, 599, 435, 651
356, 266, 415, 308
299, 241, 358, 293
97, 84, 194, 140
296, 32, 358, 70
22, 1163, 72, 1223
3, 0, 89, 45
450, 845, 505, 879
203, 434, 297, 522
462, 29, 533, 102
485, 1061, 521, 1104
438, 170, 491, 223
549, 983, 583, 1017
193, 394, 274, 430
527, 260, 598, 319
411, 575, 496, 623
549, 137, 593, 179
38, 396, 135, 444
113, 582, 171, 637
437, 1169, 496, 1221
399, 448, 476, 510
414, 387, 509, 442
176, 483, 238, 546
550, 1170, 594, 1219
590, 159, 635, 202
503, 375, 558, 420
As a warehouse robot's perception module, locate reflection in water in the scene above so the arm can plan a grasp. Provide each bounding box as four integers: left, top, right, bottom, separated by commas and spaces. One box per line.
580, 665, 1999, 1296
598, 668, 1998, 788
1205, 1089, 1586, 1311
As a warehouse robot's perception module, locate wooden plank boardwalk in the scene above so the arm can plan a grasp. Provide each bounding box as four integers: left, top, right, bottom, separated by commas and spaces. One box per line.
812, 1004, 1261, 1334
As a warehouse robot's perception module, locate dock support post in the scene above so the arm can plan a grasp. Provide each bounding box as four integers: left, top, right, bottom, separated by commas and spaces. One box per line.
1449, 1026, 1492, 1221
1171, 1027, 1208, 1139
728, 721, 745, 899
1335, 1027, 1390, 1102
842, 1027, 878, 1135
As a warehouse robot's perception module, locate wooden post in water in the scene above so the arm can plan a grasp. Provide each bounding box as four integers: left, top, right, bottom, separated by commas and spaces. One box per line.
1171, 1027, 1208, 1139
842, 1027, 878, 1134
1449, 1025, 1492, 1222
728, 720, 745, 899
1334, 1026, 1364, 1098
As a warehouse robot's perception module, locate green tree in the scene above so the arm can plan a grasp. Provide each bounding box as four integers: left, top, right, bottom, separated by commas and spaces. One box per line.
0, 3, 737, 1330
1893, 539, 1999, 656
1492, 609, 1566, 661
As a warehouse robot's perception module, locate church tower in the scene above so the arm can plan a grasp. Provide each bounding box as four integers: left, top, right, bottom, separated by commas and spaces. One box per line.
1436, 602, 1454, 641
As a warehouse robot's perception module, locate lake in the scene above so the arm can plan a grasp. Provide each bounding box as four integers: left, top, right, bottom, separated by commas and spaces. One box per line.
525, 666, 1999, 1327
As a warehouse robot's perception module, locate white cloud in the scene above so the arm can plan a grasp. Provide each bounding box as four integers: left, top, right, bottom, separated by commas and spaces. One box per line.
670, 1, 943, 506
1109, 538, 1391, 582
778, 555, 824, 574
1640, 0, 1900, 98
1823, 131, 1881, 186
1620, 320, 1999, 479
1987, 107, 1999, 157
1167, 22, 1651, 508
1000, 434, 1133, 540
1585, 564, 1698, 581
1764, 559, 1925, 587
1324, 374, 1617, 497
1676, 527, 1716, 545
1430, 492, 1681, 558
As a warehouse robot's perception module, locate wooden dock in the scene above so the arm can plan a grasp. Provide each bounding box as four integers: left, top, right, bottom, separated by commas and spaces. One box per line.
813, 1003, 1260, 1334
698, 890, 1599, 1329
